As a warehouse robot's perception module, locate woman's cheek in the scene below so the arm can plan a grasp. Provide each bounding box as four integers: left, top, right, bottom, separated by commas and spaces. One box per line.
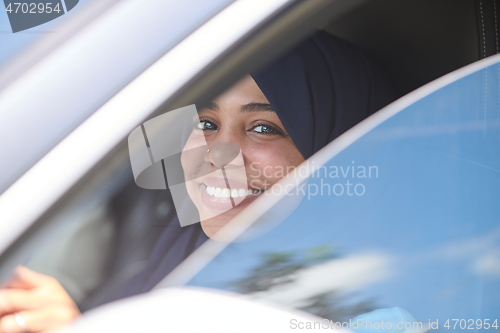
183, 132, 206, 150
246, 143, 296, 186
264, 140, 303, 182
181, 133, 207, 168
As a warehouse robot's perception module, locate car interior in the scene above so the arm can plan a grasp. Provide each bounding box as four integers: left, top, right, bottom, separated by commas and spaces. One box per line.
0, 0, 494, 314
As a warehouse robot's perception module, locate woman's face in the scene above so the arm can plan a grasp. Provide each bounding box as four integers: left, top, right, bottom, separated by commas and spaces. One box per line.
182, 75, 305, 238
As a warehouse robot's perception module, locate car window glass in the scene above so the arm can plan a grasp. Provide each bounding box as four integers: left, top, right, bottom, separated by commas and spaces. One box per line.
1, 13, 497, 327
183, 61, 500, 328
0, 0, 237, 310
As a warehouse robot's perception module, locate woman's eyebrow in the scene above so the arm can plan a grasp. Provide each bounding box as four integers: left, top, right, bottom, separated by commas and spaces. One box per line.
241, 103, 275, 112
198, 101, 219, 111
197, 102, 275, 112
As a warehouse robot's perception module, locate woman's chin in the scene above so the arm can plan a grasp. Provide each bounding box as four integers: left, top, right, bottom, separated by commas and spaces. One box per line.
199, 193, 262, 239
199, 206, 241, 238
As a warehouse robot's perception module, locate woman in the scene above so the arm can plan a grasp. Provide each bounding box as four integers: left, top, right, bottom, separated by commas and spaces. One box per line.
0, 30, 395, 332
182, 29, 395, 237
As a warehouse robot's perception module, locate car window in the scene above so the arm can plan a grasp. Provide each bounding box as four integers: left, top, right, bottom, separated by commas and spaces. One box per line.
0, 0, 490, 326
0, 0, 309, 311
0, 0, 242, 310
176, 59, 500, 329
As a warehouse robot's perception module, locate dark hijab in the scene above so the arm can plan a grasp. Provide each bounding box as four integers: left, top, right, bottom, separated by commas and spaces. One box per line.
253, 30, 395, 159
107, 31, 395, 302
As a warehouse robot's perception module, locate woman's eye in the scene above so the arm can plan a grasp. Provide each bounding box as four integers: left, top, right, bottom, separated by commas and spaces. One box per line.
252, 124, 282, 135
196, 120, 218, 131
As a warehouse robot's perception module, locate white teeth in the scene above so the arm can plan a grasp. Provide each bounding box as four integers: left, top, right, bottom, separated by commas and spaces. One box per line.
205, 185, 255, 198
207, 186, 215, 195
221, 188, 230, 198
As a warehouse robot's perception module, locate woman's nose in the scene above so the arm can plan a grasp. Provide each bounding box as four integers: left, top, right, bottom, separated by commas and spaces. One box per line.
204, 142, 240, 168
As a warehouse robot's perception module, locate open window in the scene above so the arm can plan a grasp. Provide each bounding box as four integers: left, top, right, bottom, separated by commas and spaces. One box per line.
0, 0, 493, 319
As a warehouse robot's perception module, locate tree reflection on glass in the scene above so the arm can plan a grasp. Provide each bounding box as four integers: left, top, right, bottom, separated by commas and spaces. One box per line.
233, 245, 378, 322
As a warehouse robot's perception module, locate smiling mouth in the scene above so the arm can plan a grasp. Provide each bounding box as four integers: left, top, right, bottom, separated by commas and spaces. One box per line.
203, 184, 264, 198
